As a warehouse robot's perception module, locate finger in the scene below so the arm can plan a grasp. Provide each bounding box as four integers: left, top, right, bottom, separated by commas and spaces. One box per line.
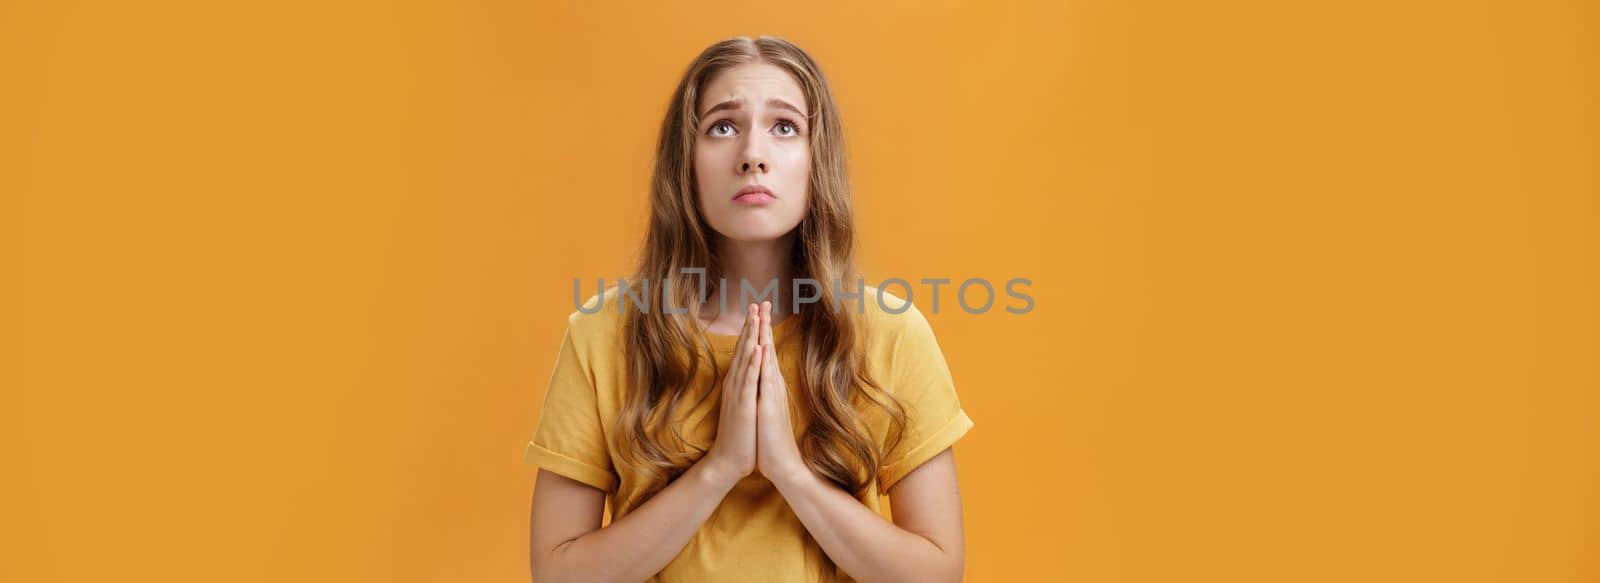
732, 303, 754, 355
738, 341, 760, 404
768, 307, 781, 361
758, 301, 771, 345
738, 304, 759, 354
727, 305, 757, 385
759, 334, 774, 388
758, 342, 779, 415
745, 342, 763, 395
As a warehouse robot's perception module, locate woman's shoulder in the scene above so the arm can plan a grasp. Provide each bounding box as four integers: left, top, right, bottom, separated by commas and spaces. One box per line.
562, 285, 627, 348
854, 284, 937, 349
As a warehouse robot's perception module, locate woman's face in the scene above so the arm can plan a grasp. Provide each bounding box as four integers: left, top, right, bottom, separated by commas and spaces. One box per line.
693, 62, 811, 243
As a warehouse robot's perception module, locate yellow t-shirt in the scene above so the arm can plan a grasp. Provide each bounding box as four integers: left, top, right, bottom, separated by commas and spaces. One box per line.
523, 286, 974, 582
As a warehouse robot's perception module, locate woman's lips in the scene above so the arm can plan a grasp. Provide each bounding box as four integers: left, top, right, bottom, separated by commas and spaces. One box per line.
733, 191, 776, 205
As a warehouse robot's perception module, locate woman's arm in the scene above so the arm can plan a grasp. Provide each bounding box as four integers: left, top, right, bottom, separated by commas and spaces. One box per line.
529, 459, 740, 583
531, 306, 767, 583
771, 447, 967, 583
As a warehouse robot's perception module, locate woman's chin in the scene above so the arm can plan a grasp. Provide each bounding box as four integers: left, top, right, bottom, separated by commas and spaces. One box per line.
723, 232, 786, 244
714, 222, 798, 243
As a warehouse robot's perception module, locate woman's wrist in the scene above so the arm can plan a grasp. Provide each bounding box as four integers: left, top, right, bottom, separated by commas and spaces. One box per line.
692, 456, 743, 491
767, 462, 821, 492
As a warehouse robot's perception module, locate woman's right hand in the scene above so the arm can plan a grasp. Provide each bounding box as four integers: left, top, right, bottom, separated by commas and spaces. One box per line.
701, 303, 763, 487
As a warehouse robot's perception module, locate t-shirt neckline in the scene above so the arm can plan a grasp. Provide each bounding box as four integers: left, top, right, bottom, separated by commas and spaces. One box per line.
704, 313, 799, 353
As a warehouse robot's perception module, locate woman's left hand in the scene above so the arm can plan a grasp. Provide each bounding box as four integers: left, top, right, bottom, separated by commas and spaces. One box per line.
755, 301, 810, 485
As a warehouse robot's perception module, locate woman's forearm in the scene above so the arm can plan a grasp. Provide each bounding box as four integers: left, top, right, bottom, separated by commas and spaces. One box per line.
771, 469, 962, 583
538, 460, 738, 583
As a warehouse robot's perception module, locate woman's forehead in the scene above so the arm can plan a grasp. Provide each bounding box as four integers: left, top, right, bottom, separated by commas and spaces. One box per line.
699, 63, 808, 115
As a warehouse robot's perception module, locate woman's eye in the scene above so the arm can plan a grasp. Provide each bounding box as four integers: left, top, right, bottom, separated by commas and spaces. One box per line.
709, 119, 799, 137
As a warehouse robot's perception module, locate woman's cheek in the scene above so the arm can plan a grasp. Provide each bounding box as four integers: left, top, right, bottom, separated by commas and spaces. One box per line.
778, 146, 807, 179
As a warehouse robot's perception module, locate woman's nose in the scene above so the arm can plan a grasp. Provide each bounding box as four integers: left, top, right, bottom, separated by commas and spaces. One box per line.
740, 135, 768, 174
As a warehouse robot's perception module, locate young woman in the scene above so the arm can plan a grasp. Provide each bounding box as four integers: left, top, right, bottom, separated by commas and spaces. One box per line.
524, 36, 974, 583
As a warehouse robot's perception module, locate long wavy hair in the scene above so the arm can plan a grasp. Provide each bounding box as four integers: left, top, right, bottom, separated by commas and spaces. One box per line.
615, 36, 908, 507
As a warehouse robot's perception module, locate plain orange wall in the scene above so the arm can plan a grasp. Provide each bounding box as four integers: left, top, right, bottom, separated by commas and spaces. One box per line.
5, 0, 1594, 581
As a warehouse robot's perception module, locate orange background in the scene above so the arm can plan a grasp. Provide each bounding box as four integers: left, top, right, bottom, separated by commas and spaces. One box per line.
5, 0, 1594, 581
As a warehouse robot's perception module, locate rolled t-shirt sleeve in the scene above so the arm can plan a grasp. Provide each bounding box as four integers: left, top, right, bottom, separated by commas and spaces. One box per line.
524, 319, 619, 493
877, 304, 975, 493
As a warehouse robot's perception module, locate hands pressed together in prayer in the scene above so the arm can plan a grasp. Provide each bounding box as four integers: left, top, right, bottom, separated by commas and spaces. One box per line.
689, 301, 968, 583
701, 301, 809, 488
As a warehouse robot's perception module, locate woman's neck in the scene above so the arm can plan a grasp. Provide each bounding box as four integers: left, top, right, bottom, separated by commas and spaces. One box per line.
709, 233, 797, 319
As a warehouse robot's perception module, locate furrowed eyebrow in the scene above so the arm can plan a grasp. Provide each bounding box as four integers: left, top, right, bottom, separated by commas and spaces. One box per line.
699, 98, 808, 120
